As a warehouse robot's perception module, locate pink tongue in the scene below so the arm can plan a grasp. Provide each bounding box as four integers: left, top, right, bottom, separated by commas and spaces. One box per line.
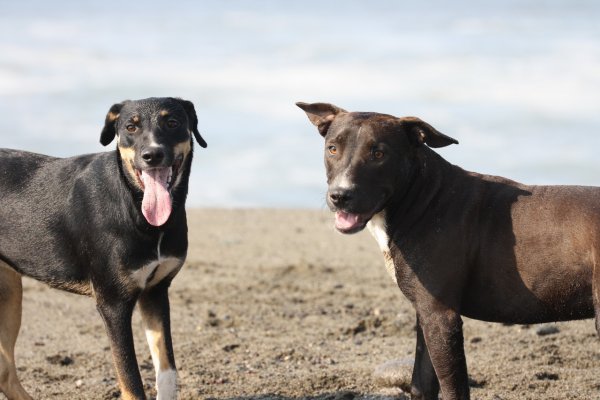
335, 211, 361, 231
141, 168, 172, 226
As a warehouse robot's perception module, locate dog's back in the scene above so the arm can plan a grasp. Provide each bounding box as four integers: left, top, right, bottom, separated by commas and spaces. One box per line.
432, 168, 600, 323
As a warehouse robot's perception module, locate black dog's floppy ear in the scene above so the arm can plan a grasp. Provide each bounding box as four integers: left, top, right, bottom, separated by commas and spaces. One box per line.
296, 102, 346, 137
400, 117, 458, 148
174, 98, 207, 148
100, 102, 124, 146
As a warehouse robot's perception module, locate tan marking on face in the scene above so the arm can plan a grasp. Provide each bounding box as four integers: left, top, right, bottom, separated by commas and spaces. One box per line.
170, 140, 192, 189
131, 115, 140, 123
160, 110, 169, 117
107, 111, 120, 123
174, 140, 191, 160
118, 145, 143, 190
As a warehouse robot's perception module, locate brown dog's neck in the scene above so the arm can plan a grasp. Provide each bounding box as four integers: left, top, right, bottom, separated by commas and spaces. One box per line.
385, 146, 463, 238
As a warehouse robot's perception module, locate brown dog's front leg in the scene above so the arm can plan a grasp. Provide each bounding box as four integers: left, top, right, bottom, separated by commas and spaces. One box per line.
419, 309, 469, 400
411, 316, 440, 400
97, 299, 146, 400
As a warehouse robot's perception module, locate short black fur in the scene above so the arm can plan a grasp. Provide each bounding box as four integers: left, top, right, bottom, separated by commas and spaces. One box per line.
0, 97, 206, 399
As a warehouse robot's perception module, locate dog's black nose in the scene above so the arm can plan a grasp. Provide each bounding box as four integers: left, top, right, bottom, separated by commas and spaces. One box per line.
141, 147, 165, 166
329, 188, 353, 207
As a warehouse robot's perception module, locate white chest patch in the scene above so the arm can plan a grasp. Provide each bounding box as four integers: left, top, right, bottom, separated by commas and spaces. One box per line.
130, 233, 184, 289
131, 257, 183, 289
367, 212, 397, 284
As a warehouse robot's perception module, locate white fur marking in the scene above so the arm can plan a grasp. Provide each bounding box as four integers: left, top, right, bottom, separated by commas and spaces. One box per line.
156, 369, 178, 400
130, 233, 183, 289
157, 232, 164, 258
131, 257, 183, 289
334, 168, 354, 190
148, 133, 161, 149
368, 213, 389, 252
337, 174, 352, 190
367, 212, 397, 284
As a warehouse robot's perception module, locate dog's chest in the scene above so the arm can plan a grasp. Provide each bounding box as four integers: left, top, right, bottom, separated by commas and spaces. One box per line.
129, 233, 184, 290
367, 212, 397, 285
131, 258, 183, 289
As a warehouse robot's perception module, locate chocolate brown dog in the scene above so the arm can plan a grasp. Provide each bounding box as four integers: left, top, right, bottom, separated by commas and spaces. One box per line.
297, 101, 598, 400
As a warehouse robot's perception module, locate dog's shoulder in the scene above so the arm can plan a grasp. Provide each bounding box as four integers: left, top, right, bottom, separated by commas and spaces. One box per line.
0, 147, 56, 169
58, 151, 119, 182
0, 148, 59, 189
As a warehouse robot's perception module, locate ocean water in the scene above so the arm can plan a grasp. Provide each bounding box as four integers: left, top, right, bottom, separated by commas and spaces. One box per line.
0, 0, 599, 207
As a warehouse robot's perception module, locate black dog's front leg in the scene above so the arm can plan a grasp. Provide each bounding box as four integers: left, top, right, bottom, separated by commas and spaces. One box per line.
97, 298, 146, 400
411, 316, 440, 400
138, 280, 177, 400
418, 308, 469, 400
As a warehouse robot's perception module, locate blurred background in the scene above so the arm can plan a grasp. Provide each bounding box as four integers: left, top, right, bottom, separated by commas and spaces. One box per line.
0, 0, 598, 208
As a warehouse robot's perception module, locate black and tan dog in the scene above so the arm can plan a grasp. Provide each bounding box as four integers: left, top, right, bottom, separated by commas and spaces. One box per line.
298, 102, 600, 400
0, 97, 206, 400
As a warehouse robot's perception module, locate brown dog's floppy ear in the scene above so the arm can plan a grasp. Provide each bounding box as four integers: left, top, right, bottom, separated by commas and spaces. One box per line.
400, 117, 458, 148
174, 98, 207, 148
100, 102, 124, 146
296, 102, 346, 137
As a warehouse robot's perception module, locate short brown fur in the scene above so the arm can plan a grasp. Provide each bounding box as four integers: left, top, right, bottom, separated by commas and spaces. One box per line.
298, 101, 600, 400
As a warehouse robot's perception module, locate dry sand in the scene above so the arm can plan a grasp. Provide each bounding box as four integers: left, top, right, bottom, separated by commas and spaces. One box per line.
6, 209, 600, 399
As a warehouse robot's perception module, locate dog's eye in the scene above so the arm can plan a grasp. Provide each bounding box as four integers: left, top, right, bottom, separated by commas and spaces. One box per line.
328, 146, 337, 155
373, 150, 384, 159
126, 124, 136, 133
167, 119, 180, 129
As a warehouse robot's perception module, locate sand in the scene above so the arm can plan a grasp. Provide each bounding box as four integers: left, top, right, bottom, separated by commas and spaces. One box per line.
6, 209, 600, 399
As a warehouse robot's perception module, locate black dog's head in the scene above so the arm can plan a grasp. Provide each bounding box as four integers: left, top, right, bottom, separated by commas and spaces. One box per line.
297, 102, 457, 234
100, 97, 207, 227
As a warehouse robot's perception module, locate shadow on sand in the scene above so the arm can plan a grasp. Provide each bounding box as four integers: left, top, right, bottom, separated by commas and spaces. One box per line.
209, 391, 408, 400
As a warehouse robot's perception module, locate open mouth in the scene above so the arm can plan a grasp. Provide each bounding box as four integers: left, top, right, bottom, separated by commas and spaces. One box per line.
132, 155, 184, 227
334, 210, 375, 234
134, 155, 183, 191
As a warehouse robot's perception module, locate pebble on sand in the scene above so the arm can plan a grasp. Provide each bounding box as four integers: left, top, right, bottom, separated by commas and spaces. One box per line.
536, 325, 560, 336
372, 358, 413, 392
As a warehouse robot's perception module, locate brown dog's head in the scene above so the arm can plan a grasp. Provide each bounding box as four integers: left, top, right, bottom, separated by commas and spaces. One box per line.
297, 102, 457, 234
100, 97, 207, 227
